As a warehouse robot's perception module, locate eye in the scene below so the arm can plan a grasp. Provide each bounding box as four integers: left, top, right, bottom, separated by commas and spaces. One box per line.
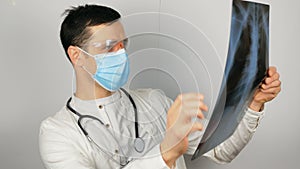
105, 40, 118, 50
90, 42, 108, 53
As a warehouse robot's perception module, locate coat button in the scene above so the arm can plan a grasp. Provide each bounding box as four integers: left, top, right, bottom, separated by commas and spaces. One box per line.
115, 149, 119, 153
98, 105, 103, 109
105, 124, 110, 128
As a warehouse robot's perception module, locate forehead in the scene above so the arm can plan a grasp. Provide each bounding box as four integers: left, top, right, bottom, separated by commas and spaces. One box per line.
86, 20, 126, 45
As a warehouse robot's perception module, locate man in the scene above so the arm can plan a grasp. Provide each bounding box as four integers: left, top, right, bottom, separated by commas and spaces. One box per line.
39, 4, 281, 169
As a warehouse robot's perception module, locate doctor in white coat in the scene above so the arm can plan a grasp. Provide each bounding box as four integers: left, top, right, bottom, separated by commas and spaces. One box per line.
39, 4, 281, 169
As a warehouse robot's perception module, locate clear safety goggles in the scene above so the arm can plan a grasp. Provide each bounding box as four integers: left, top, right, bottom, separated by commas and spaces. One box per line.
80, 19, 129, 55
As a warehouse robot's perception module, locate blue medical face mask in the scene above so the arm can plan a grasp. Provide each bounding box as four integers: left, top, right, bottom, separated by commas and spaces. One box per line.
78, 48, 130, 91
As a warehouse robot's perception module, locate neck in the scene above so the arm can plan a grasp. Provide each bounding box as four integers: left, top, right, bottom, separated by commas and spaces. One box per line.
75, 75, 113, 101
75, 85, 113, 100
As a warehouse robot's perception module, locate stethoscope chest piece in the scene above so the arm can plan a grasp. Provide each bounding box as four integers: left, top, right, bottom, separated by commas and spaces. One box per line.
134, 137, 145, 153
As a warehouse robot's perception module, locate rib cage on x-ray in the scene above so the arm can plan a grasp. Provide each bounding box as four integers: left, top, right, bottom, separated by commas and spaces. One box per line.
192, 0, 269, 160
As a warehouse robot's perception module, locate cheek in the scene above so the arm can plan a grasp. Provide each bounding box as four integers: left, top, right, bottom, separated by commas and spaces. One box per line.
85, 58, 97, 74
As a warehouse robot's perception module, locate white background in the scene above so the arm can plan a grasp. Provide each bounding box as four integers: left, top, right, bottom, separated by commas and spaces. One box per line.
0, 0, 299, 169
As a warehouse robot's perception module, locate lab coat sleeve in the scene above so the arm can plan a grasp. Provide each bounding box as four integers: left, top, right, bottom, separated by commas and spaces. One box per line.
185, 107, 265, 164
39, 119, 96, 169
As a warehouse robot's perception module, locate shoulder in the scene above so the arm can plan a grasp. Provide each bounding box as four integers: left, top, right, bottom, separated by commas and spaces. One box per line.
39, 107, 78, 135
39, 106, 84, 151
39, 107, 93, 169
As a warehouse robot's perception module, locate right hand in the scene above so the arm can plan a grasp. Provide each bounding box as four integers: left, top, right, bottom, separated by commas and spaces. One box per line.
160, 93, 208, 167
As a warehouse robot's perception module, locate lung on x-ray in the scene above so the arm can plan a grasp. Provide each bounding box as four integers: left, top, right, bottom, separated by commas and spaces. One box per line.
192, 0, 269, 160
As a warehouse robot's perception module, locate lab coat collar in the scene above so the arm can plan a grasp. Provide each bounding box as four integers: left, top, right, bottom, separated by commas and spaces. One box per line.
69, 89, 122, 117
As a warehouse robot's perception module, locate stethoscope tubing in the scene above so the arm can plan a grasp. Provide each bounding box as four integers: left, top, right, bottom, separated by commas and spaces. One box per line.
66, 88, 145, 156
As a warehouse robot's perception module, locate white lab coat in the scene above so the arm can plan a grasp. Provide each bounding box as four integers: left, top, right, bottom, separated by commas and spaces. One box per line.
39, 88, 264, 169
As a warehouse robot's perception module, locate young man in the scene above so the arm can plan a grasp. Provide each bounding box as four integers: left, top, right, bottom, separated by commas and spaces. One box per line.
39, 4, 281, 169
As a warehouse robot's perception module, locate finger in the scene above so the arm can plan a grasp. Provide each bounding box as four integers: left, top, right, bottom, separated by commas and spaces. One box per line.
182, 93, 205, 101
196, 101, 208, 112
255, 92, 278, 102
265, 73, 280, 84
180, 96, 207, 111
201, 104, 209, 112
261, 80, 281, 90
268, 66, 277, 77
186, 110, 205, 119
260, 86, 281, 95
190, 122, 203, 133
175, 93, 204, 106
184, 106, 205, 120
184, 100, 208, 113
198, 94, 204, 101
197, 110, 205, 119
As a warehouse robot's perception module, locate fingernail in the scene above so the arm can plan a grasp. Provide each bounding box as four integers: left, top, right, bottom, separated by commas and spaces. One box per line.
205, 105, 208, 111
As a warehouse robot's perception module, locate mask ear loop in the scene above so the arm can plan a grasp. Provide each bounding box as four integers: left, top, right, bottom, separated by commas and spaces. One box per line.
71, 68, 76, 96
76, 47, 97, 77
76, 47, 108, 104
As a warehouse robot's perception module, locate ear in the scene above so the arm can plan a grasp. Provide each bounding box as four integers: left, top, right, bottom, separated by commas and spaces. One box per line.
67, 46, 84, 66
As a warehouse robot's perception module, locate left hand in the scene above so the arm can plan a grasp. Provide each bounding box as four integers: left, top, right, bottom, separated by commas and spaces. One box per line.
249, 66, 281, 111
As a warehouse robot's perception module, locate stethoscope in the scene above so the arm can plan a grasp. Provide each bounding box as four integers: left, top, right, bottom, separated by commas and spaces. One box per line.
66, 88, 145, 166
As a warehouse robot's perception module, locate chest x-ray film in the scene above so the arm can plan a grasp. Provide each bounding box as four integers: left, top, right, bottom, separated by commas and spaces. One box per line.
192, 0, 269, 160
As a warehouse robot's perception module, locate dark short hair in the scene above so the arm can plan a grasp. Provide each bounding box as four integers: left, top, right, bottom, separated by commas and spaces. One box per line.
60, 4, 121, 62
